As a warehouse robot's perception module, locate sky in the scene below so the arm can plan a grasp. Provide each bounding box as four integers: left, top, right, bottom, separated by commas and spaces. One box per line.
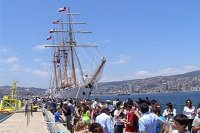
1, 0, 200, 88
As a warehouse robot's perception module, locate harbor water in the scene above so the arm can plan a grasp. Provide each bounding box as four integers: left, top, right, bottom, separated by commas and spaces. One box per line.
0, 113, 10, 122
91, 91, 200, 113
1, 91, 199, 121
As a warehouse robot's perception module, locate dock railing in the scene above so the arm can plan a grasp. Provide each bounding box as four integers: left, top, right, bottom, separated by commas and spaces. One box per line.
43, 108, 70, 133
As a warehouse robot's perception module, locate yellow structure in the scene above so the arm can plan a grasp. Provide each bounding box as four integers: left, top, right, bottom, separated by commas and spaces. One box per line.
12, 80, 17, 98
32, 105, 39, 111
0, 81, 22, 113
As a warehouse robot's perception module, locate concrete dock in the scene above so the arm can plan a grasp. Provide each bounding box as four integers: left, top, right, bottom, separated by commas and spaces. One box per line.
0, 111, 49, 133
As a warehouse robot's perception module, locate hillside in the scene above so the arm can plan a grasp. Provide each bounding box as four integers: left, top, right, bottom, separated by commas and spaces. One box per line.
1, 70, 200, 97
0, 86, 46, 98
96, 70, 200, 94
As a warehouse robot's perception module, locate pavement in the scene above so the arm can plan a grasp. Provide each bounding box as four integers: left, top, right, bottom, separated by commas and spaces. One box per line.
0, 111, 49, 133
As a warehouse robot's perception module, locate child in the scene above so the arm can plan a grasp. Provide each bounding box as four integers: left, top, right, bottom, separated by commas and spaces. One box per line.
172, 114, 190, 133
74, 120, 88, 133
54, 107, 62, 122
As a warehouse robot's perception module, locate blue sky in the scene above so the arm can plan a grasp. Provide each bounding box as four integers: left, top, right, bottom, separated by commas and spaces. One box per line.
1, 0, 200, 88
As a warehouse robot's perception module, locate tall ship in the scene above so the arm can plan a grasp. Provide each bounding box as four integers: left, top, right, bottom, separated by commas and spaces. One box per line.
45, 7, 106, 99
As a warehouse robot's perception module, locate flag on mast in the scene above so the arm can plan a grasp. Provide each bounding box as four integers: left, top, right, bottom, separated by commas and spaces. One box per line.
53, 20, 60, 24
47, 36, 52, 40
50, 29, 55, 33
58, 7, 67, 12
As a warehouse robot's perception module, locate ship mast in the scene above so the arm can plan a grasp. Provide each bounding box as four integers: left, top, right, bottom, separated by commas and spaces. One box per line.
68, 8, 77, 86
61, 21, 69, 86
53, 53, 58, 89
58, 47, 62, 88
46, 7, 100, 90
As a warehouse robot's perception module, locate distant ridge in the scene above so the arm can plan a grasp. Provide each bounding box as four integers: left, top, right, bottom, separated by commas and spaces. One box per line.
97, 70, 200, 94
1, 70, 200, 97
174, 70, 200, 77
0, 86, 46, 98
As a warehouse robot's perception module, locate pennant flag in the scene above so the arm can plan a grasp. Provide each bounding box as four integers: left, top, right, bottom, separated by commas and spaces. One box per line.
58, 7, 67, 12
53, 20, 60, 24
50, 29, 55, 33
47, 36, 52, 40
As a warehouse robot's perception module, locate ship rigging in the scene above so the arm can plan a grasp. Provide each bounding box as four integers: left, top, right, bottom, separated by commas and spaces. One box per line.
45, 7, 106, 99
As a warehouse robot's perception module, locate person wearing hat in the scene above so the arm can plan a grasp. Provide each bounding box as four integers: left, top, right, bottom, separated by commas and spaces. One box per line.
63, 101, 72, 132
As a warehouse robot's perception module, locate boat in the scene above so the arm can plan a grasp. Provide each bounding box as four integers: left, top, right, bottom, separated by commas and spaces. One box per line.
0, 81, 22, 113
117, 93, 130, 96
45, 7, 106, 99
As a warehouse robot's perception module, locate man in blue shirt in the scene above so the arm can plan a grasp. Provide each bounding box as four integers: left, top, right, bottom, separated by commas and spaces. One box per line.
139, 103, 165, 133
95, 107, 114, 133
54, 107, 62, 122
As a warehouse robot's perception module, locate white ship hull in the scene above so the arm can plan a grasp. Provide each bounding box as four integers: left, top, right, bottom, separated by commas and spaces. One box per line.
53, 85, 92, 99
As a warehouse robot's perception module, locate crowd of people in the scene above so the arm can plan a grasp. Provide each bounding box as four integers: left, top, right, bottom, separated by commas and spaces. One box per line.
41, 97, 200, 133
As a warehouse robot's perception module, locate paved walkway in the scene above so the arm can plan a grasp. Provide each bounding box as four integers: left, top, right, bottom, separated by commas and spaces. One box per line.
0, 111, 49, 133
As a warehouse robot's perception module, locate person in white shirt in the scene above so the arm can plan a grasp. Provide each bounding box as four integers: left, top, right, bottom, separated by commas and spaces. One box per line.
183, 99, 196, 132
113, 98, 119, 109
163, 102, 176, 122
113, 101, 124, 133
92, 98, 101, 109
191, 108, 200, 133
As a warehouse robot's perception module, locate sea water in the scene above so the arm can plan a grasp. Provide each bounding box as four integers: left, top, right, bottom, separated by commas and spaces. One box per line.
0, 91, 199, 121
91, 91, 200, 113
0, 113, 9, 122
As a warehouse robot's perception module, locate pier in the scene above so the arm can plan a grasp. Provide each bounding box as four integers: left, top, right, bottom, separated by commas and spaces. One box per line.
0, 111, 48, 133
0, 110, 70, 133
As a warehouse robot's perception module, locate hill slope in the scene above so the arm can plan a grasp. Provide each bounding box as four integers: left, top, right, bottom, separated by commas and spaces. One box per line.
1, 70, 200, 97
0, 86, 46, 98
96, 70, 200, 94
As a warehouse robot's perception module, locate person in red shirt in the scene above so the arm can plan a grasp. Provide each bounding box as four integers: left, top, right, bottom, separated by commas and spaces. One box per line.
124, 102, 140, 133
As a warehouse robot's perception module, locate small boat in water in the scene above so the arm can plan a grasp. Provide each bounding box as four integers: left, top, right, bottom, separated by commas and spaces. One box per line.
45, 7, 106, 99
117, 93, 131, 96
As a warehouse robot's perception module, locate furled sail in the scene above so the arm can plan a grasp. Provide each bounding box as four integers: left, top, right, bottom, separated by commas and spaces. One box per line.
85, 57, 106, 88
